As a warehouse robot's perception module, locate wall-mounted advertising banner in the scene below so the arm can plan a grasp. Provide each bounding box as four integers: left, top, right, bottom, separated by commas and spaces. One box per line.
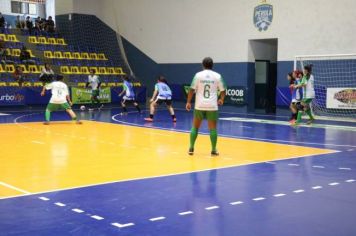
326, 88, 356, 109
0, 87, 26, 106
225, 86, 246, 105
183, 85, 246, 105
71, 87, 111, 104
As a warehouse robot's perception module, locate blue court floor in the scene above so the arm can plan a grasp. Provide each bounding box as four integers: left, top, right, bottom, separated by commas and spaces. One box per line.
0, 106, 356, 236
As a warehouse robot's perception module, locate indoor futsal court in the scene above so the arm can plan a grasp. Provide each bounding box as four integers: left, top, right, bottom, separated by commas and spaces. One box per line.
1, 0, 356, 235
1, 108, 356, 235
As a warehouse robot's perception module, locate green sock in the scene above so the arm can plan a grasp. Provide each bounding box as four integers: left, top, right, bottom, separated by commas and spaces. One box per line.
297, 111, 302, 123
190, 127, 198, 149
306, 109, 314, 119
45, 110, 51, 122
210, 129, 217, 151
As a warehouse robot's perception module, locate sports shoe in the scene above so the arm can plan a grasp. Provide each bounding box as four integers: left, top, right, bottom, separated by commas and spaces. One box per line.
289, 119, 296, 124
144, 117, 153, 122
99, 104, 104, 110
173, 118, 177, 122
76, 120, 82, 124
43, 121, 50, 125
211, 150, 219, 156
306, 118, 315, 125
88, 108, 94, 112
188, 148, 194, 155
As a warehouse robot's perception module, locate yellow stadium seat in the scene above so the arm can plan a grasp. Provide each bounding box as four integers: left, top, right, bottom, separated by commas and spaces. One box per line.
34, 82, 43, 87
60, 66, 70, 74
100, 82, 106, 87
54, 51, 64, 59
23, 82, 32, 87
80, 52, 90, 60
89, 53, 98, 60
9, 82, 20, 87
98, 67, 108, 75
63, 52, 74, 59
47, 38, 58, 45
97, 53, 108, 60
44, 51, 54, 58
0, 82, 6, 86
72, 52, 81, 60
0, 34, 6, 41
107, 67, 115, 75
27, 50, 35, 58
28, 65, 40, 74
77, 82, 86, 87
6, 35, 19, 42
38, 65, 45, 72
89, 67, 98, 74
114, 67, 125, 75
28, 36, 38, 44
107, 82, 116, 87
18, 65, 29, 73
5, 64, 15, 73
11, 49, 20, 57
80, 66, 90, 74
56, 38, 67, 45
0, 64, 5, 73
70, 66, 80, 74
38, 37, 48, 44
5, 48, 12, 56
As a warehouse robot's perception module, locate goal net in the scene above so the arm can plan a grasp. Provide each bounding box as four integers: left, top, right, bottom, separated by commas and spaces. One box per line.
294, 54, 356, 121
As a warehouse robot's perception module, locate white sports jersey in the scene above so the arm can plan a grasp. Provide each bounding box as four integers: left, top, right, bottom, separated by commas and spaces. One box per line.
45, 81, 69, 104
88, 75, 100, 90
190, 69, 226, 111
301, 74, 315, 99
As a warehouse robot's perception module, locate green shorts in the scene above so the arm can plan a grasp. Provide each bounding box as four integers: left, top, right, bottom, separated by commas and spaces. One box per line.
92, 89, 100, 97
194, 109, 218, 121
302, 98, 313, 104
46, 103, 71, 112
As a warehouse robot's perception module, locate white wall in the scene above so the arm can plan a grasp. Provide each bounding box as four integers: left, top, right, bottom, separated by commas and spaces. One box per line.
55, 0, 73, 16
69, 0, 356, 63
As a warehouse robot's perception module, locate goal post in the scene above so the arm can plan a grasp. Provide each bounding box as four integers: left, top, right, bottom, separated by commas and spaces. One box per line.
294, 53, 356, 121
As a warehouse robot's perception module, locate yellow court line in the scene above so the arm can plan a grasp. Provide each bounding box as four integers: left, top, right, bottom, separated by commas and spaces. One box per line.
0, 121, 336, 199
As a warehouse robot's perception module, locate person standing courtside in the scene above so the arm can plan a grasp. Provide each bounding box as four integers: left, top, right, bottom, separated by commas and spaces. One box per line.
186, 57, 226, 156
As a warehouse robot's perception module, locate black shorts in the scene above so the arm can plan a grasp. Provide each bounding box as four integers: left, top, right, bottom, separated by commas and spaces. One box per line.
155, 98, 172, 106
122, 98, 137, 105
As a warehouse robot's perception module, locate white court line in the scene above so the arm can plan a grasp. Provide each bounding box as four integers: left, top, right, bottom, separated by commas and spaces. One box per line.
111, 222, 135, 228
265, 161, 276, 165
32, 140, 45, 145
205, 206, 219, 210
0, 113, 10, 116
149, 216, 166, 221
253, 197, 266, 201
312, 165, 325, 169
339, 167, 352, 170
91, 215, 104, 220
346, 179, 356, 183
178, 211, 194, 216
111, 113, 356, 148
54, 202, 66, 207
273, 193, 286, 197
0, 182, 30, 194
293, 189, 305, 193
312, 186, 323, 190
72, 208, 84, 213
230, 201, 244, 205
328, 182, 340, 186
288, 164, 300, 166
38, 196, 50, 201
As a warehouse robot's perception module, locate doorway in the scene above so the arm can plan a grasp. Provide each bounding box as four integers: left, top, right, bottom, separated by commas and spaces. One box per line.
248, 39, 278, 113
